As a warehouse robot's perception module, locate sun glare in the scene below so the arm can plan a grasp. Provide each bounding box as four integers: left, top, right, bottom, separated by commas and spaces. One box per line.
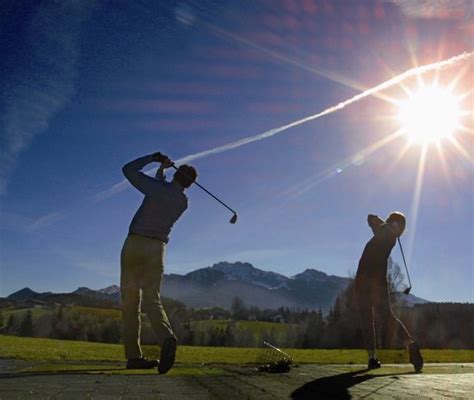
397, 85, 461, 145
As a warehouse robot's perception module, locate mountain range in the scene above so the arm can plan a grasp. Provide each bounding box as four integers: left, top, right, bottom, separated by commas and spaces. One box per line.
4, 261, 428, 312
162, 262, 353, 312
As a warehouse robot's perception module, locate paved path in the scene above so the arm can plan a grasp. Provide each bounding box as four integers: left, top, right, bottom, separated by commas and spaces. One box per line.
0, 363, 473, 399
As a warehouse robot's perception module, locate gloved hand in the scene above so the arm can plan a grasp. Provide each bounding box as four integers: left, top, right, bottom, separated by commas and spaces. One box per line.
152, 152, 174, 167
152, 152, 167, 162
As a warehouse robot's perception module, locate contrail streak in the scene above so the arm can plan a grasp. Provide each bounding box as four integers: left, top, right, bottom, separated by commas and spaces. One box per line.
94, 51, 473, 202
176, 51, 473, 164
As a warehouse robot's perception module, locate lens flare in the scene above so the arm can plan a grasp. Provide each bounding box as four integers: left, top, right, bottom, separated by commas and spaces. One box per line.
398, 85, 461, 144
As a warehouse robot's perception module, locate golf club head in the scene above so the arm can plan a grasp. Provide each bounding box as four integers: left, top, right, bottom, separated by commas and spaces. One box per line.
229, 213, 238, 224
403, 287, 411, 295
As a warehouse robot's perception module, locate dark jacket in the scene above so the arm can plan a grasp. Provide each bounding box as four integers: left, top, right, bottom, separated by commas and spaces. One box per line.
355, 215, 397, 293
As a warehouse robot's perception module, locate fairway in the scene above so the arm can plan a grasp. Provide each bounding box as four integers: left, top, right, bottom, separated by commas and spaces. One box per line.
1, 307, 49, 321
1, 334, 474, 400
1, 305, 121, 321
1, 335, 473, 366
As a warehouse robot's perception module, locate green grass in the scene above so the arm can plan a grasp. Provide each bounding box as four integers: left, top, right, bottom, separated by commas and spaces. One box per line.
1, 335, 473, 365
2, 307, 49, 322
191, 319, 293, 334
0, 335, 124, 362
1, 305, 121, 324
0, 335, 260, 364
68, 306, 121, 320
2, 335, 473, 377
288, 348, 474, 365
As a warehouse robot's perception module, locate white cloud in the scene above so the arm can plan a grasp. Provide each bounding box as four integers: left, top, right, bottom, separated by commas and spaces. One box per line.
94, 52, 474, 203
0, 210, 65, 232
175, 3, 196, 26
27, 211, 65, 231
92, 180, 130, 202
0, 1, 96, 195
388, 0, 474, 20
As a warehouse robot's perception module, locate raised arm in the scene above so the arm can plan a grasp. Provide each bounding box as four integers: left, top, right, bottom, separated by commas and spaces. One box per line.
367, 214, 385, 235
122, 154, 160, 195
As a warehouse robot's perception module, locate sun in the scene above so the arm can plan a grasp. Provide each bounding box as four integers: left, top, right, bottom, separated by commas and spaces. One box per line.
397, 85, 461, 145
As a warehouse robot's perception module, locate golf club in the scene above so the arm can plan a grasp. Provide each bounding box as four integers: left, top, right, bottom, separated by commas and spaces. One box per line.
167, 162, 238, 224
397, 237, 412, 295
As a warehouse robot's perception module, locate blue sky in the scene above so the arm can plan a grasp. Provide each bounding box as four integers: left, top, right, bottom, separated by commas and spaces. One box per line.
1, 0, 473, 302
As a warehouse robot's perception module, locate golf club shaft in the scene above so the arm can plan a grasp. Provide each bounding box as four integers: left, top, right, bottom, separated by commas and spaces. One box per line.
397, 237, 412, 288
171, 165, 237, 215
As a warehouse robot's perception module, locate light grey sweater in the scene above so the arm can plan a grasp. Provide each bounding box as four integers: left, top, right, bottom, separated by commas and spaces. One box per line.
122, 155, 188, 243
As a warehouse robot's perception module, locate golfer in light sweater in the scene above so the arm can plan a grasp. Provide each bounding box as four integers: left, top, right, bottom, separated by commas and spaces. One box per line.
121, 152, 197, 374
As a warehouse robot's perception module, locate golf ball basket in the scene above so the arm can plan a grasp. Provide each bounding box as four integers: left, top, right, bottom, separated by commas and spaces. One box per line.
256, 341, 292, 373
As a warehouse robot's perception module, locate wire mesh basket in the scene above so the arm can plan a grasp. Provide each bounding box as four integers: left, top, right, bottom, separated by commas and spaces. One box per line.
256, 341, 292, 373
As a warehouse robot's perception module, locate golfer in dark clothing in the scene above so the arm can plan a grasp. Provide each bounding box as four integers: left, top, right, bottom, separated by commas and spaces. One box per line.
354, 212, 423, 372
121, 152, 197, 374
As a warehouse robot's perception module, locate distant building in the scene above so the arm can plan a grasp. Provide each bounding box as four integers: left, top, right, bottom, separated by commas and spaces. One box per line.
272, 315, 285, 324
23, 299, 47, 308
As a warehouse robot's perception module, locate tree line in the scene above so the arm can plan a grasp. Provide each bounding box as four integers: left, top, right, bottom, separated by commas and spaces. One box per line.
1, 261, 471, 348
1, 295, 472, 349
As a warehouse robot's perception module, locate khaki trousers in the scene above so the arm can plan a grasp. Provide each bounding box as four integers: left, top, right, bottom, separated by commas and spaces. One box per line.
354, 282, 412, 353
120, 234, 175, 359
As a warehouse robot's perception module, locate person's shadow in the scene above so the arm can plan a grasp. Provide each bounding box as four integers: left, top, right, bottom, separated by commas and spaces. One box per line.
291, 368, 411, 399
